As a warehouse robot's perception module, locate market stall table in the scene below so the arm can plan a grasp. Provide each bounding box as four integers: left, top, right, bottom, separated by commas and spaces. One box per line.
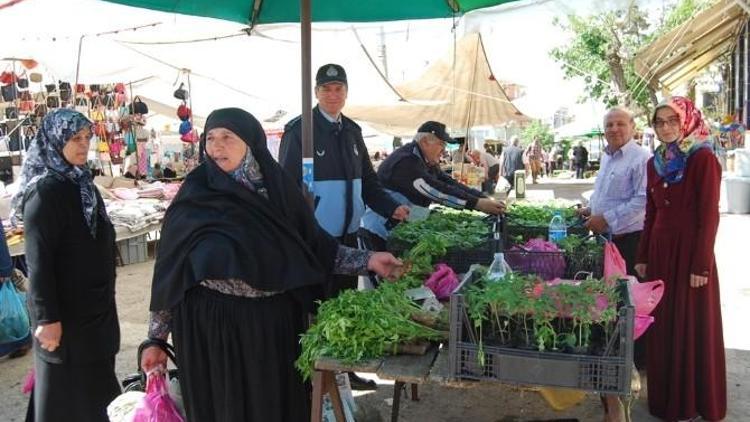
8, 222, 162, 258
311, 345, 441, 422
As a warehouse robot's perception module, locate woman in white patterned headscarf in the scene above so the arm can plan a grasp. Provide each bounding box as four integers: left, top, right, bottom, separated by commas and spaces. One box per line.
16, 109, 121, 422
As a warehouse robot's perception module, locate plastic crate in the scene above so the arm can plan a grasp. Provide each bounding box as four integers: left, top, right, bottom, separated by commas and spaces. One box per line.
117, 234, 148, 266
503, 249, 604, 280
448, 269, 634, 394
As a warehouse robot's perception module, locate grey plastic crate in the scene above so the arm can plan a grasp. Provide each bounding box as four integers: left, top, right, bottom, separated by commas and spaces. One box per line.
448, 269, 634, 394
117, 234, 148, 266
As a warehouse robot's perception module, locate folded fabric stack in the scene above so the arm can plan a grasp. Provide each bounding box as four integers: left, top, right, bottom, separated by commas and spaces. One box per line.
105, 199, 167, 232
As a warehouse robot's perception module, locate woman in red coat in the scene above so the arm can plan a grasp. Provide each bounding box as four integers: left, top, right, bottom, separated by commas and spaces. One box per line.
635, 96, 726, 421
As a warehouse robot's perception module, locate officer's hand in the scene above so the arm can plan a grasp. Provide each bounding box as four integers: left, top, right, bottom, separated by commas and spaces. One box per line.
476, 198, 505, 215
391, 205, 410, 221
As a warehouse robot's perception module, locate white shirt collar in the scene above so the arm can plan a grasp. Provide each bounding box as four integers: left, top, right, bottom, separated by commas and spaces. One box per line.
318, 107, 341, 124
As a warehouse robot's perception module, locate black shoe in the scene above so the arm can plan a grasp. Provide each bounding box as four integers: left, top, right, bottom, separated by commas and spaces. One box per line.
347, 372, 377, 391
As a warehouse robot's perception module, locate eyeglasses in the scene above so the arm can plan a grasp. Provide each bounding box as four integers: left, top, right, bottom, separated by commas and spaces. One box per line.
653, 117, 681, 129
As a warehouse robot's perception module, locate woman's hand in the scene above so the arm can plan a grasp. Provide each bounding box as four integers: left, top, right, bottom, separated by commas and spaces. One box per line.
140, 345, 168, 373
690, 273, 708, 288
367, 252, 403, 280
34, 322, 62, 352
634, 263, 647, 279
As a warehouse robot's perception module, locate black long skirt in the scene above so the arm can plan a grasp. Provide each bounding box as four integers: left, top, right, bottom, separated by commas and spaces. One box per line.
32, 354, 120, 422
173, 287, 310, 422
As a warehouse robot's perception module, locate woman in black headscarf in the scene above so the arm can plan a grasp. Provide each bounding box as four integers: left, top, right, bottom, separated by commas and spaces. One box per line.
11, 109, 120, 422
141, 108, 401, 421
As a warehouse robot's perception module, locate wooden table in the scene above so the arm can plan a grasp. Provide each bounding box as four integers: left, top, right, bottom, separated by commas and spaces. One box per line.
311, 345, 467, 422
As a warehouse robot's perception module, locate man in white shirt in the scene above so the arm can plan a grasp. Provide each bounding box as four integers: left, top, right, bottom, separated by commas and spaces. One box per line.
469, 149, 501, 194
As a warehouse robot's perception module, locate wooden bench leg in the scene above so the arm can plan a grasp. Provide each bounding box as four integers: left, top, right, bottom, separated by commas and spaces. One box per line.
310, 370, 346, 422
410, 383, 419, 401
391, 381, 405, 422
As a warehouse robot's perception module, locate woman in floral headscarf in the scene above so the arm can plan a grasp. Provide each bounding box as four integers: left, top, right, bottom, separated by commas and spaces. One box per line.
12, 109, 120, 422
635, 97, 725, 421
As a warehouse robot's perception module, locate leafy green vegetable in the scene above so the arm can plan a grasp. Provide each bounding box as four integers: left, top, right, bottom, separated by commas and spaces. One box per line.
390, 208, 490, 249
296, 282, 442, 380
505, 202, 579, 227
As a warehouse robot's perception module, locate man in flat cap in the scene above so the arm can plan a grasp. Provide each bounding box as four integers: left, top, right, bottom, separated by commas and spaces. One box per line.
361, 121, 505, 250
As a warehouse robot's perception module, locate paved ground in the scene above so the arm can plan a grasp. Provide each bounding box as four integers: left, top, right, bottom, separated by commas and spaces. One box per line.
1, 176, 748, 421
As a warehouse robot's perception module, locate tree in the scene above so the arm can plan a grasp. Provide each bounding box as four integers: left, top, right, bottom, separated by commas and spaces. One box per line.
550, 0, 709, 114
520, 120, 554, 149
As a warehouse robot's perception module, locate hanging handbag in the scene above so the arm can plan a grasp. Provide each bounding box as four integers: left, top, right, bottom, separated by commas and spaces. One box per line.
89, 84, 100, 94
173, 83, 188, 100
114, 82, 126, 94
20, 91, 32, 102
46, 96, 60, 108
0, 72, 16, 85
128, 96, 149, 115
29, 73, 43, 83
58, 81, 71, 101
19, 101, 34, 113
176, 104, 191, 121
4, 106, 18, 119
1, 85, 18, 102
178, 120, 192, 135
17, 77, 29, 89
44, 83, 56, 93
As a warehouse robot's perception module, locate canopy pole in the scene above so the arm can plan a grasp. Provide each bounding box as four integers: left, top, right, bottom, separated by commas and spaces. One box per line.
300, 0, 314, 198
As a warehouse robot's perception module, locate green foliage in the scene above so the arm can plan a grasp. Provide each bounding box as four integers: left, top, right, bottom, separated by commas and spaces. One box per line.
549, 0, 707, 112
464, 272, 621, 354
505, 201, 579, 227
521, 120, 555, 149
389, 208, 490, 249
296, 282, 442, 380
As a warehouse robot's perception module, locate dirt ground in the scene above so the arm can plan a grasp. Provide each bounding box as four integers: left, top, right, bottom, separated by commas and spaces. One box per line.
1, 180, 748, 421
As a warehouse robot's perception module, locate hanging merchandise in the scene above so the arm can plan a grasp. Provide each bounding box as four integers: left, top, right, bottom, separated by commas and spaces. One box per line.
44, 84, 56, 93
58, 81, 72, 101
75, 84, 86, 94
125, 130, 137, 155
110, 134, 124, 164
16, 74, 29, 89
173, 82, 188, 100
45, 96, 60, 109
29, 73, 42, 84
178, 120, 192, 135
0, 71, 16, 85
1, 84, 18, 102
180, 130, 198, 143
177, 104, 191, 121
129, 96, 149, 115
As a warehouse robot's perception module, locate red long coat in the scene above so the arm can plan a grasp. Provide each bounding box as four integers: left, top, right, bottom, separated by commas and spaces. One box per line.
637, 148, 726, 421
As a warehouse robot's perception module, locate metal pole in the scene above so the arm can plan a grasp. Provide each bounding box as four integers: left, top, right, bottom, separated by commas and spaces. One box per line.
74, 35, 84, 95
300, 0, 314, 196
736, 28, 741, 113
745, 22, 749, 126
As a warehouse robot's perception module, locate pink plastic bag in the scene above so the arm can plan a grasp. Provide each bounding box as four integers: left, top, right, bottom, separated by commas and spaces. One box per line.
630, 279, 664, 316
603, 241, 627, 282
133, 372, 184, 422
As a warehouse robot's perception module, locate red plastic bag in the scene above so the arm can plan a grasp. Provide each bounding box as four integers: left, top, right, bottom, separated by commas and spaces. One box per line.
133, 371, 184, 422
603, 241, 627, 282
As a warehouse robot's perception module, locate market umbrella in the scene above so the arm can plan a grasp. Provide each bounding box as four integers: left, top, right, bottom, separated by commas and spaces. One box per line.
101, 0, 520, 189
